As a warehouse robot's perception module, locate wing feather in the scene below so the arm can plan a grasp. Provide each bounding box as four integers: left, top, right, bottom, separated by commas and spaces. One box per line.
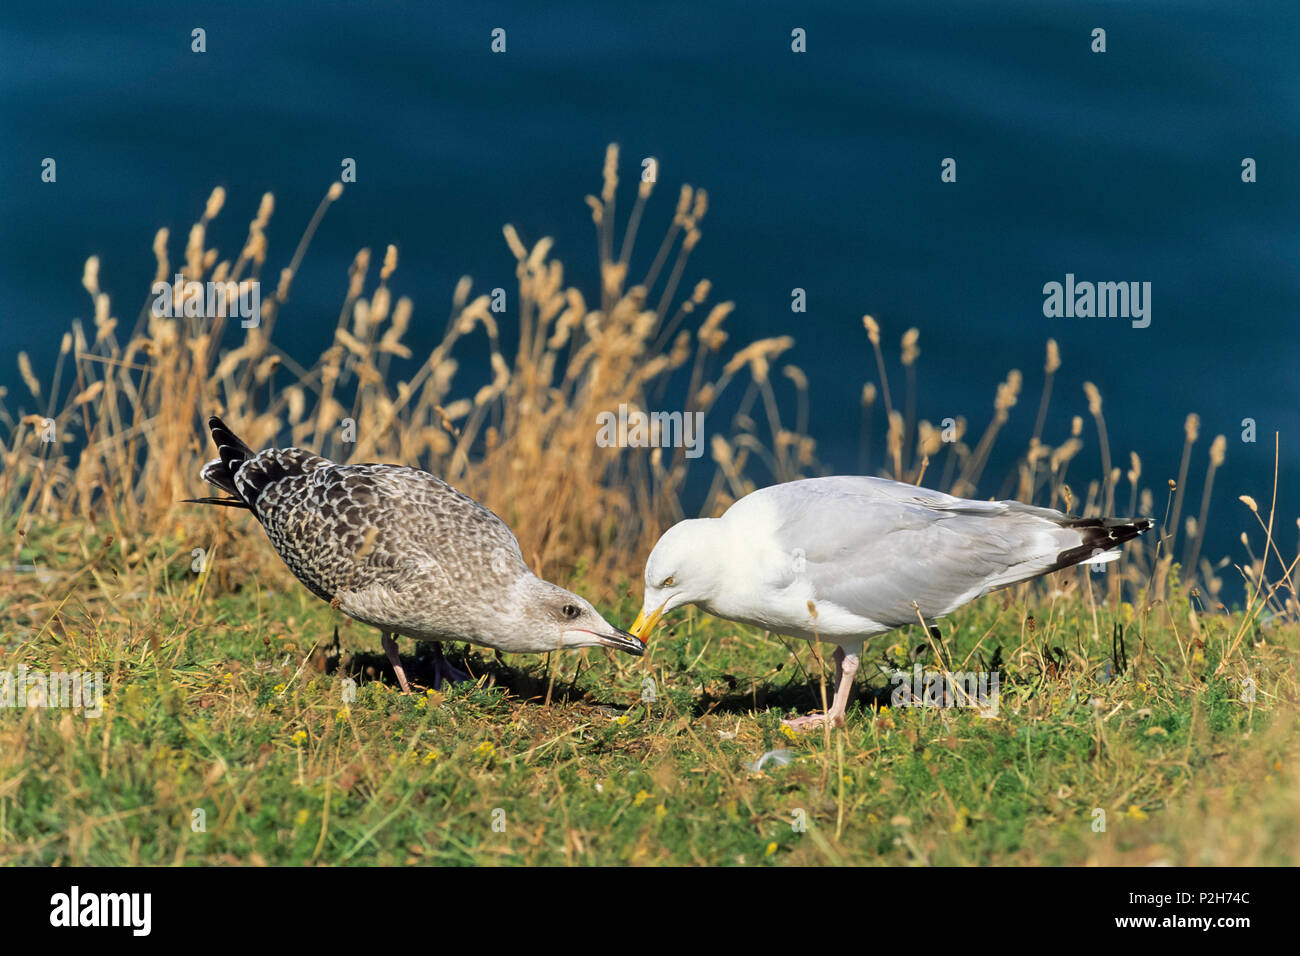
747, 477, 1098, 628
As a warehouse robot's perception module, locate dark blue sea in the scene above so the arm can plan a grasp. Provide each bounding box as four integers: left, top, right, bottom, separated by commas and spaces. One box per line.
2, 1, 1297, 593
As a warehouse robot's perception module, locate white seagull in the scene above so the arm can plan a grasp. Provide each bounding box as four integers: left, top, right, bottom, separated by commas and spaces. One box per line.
630, 476, 1150, 728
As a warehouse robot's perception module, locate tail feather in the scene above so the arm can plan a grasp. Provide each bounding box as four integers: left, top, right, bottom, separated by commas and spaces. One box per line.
193, 415, 327, 513
210, 416, 255, 479
199, 457, 239, 495
190, 416, 258, 510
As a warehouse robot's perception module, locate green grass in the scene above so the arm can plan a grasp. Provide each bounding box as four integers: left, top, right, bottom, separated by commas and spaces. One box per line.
2, 532, 1297, 866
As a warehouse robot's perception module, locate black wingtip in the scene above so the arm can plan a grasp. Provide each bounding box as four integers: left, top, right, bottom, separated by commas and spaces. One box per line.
1054, 516, 1153, 571
181, 496, 250, 509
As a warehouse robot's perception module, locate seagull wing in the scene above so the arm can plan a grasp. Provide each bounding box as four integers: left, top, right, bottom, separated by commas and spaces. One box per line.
757, 476, 1128, 629
249, 457, 524, 603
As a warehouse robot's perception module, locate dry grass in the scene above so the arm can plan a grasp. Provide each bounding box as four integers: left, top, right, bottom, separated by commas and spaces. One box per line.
1, 146, 815, 598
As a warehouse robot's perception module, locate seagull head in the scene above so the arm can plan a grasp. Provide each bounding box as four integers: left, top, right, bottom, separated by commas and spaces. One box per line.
523, 578, 645, 657
630, 518, 724, 642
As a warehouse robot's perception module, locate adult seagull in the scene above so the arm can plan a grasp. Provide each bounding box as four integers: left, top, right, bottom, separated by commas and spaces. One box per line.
629, 476, 1150, 728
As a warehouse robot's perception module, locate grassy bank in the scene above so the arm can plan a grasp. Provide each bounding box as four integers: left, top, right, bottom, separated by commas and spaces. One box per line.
2, 524, 1296, 865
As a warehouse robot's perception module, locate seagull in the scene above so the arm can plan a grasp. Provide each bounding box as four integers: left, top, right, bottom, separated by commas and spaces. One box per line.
188, 416, 643, 692
630, 476, 1151, 729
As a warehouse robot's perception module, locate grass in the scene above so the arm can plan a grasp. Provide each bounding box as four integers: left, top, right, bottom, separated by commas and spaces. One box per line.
2, 538, 1296, 865
1, 145, 1297, 865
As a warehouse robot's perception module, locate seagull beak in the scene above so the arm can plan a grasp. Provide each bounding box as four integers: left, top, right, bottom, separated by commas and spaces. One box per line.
596, 626, 646, 657
630, 604, 665, 642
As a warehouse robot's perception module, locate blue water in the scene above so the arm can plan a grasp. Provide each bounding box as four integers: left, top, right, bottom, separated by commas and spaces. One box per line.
2, 1, 1298, 587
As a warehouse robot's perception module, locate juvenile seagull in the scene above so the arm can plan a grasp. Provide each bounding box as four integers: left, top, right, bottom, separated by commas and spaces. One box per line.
630, 476, 1150, 728
189, 416, 643, 692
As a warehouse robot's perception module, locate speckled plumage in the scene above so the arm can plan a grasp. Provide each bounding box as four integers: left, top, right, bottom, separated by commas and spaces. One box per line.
191, 417, 642, 686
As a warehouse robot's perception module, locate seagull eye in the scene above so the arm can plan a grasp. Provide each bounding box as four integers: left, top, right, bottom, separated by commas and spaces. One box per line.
561, 604, 581, 620
660, 576, 675, 588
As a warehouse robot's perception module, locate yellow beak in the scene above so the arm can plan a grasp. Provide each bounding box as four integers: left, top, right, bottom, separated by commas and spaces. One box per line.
630, 603, 666, 642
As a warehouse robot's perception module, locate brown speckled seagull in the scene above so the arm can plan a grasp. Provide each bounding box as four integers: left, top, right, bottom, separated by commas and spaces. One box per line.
188, 416, 644, 692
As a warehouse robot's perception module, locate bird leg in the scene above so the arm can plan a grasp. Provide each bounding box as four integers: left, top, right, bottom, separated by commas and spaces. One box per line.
782, 644, 861, 731
827, 648, 860, 725
430, 642, 473, 690
380, 632, 412, 694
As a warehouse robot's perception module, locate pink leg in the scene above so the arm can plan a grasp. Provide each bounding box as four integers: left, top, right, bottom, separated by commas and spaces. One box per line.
381, 632, 412, 694
826, 651, 860, 726
783, 644, 861, 731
